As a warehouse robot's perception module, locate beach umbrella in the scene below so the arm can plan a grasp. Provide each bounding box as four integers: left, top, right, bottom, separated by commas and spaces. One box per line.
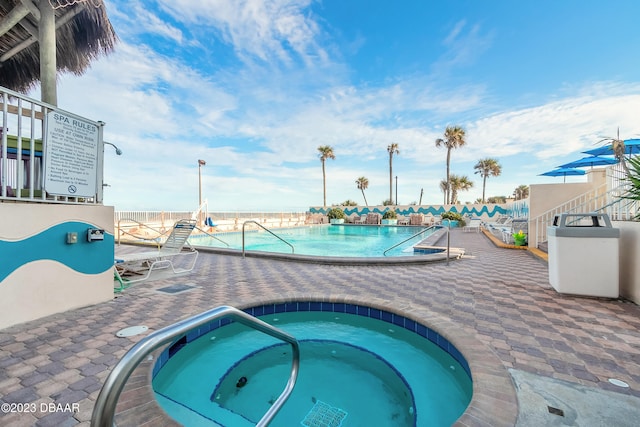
558, 156, 618, 169
539, 167, 586, 183
583, 139, 640, 157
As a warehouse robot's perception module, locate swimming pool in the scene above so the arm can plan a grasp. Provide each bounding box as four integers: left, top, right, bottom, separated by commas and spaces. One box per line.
152, 305, 472, 426
190, 225, 436, 257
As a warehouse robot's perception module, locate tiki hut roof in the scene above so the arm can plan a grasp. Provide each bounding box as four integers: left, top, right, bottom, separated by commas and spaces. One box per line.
0, 0, 117, 93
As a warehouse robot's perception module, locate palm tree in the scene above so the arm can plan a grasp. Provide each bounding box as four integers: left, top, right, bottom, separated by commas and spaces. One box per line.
449, 174, 473, 205
599, 128, 630, 174
435, 125, 467, 204
474, 158, 502, 203
387, 143, 399, 204
513, 185, 530, 200
355, 176, 369, 207
317, 145, 335, 207
439, 179, 448, 205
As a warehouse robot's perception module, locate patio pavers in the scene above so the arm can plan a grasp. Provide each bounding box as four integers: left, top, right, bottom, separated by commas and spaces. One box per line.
1, 228, 639, 426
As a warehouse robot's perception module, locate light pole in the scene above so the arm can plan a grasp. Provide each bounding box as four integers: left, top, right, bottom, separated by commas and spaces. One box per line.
395, 176, 398, 206
104, 141, 123, 155
102, 141, 122, 189
198, 159, 206, 226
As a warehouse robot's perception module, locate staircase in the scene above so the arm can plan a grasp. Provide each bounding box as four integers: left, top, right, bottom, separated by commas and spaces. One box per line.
530, 183, 638, 249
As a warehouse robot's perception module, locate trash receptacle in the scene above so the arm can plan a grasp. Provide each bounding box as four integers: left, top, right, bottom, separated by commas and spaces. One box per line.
547, 213, 619, 298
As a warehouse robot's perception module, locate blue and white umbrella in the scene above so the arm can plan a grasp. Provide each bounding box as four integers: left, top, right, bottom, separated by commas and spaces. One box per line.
558, 156, 618, 169
539, 167, 586, 183
583, 139, 640, 157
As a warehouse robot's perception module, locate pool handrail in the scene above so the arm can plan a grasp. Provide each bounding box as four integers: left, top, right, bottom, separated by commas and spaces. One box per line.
382, 224, 448, 257
91, 305, 300, 427
194, 224, 231, 247
242, 220, 295, 256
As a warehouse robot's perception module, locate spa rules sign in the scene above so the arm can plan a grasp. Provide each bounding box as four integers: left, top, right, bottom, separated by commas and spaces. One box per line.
44, 111, 99, 197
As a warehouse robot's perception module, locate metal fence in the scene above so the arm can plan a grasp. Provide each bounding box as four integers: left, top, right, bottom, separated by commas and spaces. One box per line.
114, 211, 310, 241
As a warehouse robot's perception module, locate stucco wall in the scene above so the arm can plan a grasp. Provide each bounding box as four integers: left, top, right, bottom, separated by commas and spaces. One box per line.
614, 221, 640, 304
309, 204, 509, 221
0, 203, 114, 329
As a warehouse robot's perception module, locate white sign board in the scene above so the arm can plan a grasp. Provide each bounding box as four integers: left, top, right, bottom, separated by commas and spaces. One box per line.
44, 111, 99, 197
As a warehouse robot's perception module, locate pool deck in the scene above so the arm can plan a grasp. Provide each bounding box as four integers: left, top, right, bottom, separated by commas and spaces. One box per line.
1, 228, 640, 426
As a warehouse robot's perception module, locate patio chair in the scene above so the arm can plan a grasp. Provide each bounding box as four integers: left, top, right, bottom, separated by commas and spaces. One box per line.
463, 217, 482, 233
354, 214, 367, 224
366, 213, 381, 224
409, 214, 424, 225
114, 219, 199, 285
397, 215, 410, 225
483, 215, 510, 230
422, 215, 441, 226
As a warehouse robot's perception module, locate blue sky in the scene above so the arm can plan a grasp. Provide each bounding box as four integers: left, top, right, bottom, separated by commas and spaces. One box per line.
46, 0, 640, 211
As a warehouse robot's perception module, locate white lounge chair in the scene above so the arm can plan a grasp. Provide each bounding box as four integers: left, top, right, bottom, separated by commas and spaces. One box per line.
114, 219, 199, 285
463, 217, 482, 233
366, 213, 381, 224
354, 215, 367, 224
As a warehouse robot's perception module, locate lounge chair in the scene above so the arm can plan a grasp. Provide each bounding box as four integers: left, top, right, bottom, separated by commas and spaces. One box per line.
483, 215, 511, 230
114, 219, 199, 285
397, 215, 409, 226
354, 215, 367, 224
366, 213, 381, 224
463, 217, 482, 233
422, 215, 441, 226
409, 214, 424, 225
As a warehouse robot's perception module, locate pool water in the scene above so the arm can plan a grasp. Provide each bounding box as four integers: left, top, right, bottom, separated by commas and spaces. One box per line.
153, 312, 472, 426
189, 225, 432, 257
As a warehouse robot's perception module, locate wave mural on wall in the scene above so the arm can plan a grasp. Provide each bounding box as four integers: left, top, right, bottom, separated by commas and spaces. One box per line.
0, 221, 114, 282
309, 205, 509, 218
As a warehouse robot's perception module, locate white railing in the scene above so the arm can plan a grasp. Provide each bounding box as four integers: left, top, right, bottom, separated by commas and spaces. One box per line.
1, 85, 104, 204
530, 182, 636, 248
531, 183, 607, 248
114, 210, 309, 236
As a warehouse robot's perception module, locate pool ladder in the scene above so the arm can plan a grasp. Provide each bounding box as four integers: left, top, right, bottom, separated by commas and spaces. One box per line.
242, 220, 295, 256
383, 224, 451, 263
91, 305, 300, 427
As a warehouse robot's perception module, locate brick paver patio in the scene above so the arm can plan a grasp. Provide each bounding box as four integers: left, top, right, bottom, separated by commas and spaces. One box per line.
1, 228, 639, 426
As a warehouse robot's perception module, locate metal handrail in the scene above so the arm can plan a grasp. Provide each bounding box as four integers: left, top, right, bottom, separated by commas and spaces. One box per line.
194, 225, 231, 247
242, 220, 294, 256
382, 224, 442, 256
91, 305, 300, 427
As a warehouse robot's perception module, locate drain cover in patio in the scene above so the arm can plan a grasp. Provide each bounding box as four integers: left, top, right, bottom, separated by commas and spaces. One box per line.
156, 283, 195, 294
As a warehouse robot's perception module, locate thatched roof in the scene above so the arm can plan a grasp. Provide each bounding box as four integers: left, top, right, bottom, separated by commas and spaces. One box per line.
0, 0, 117, 93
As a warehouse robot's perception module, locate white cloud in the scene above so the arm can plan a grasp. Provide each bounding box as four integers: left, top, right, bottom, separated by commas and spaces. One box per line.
45, 3, 640, 210
106, 0, 187, 45
155, 0, 326, 66
434, 20, 494, 72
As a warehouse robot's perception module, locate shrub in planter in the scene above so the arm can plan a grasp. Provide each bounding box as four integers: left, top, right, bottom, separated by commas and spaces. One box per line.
382, 210, 397, 220
327, 207, 346, 220
441, 211, 466, 227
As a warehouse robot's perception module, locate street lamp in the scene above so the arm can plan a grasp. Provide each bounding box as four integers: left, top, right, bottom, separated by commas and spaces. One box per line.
102, 141, 122, 188
103, 141, 122, 155
198, 159, 206, 226
395, 176, 398, 205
